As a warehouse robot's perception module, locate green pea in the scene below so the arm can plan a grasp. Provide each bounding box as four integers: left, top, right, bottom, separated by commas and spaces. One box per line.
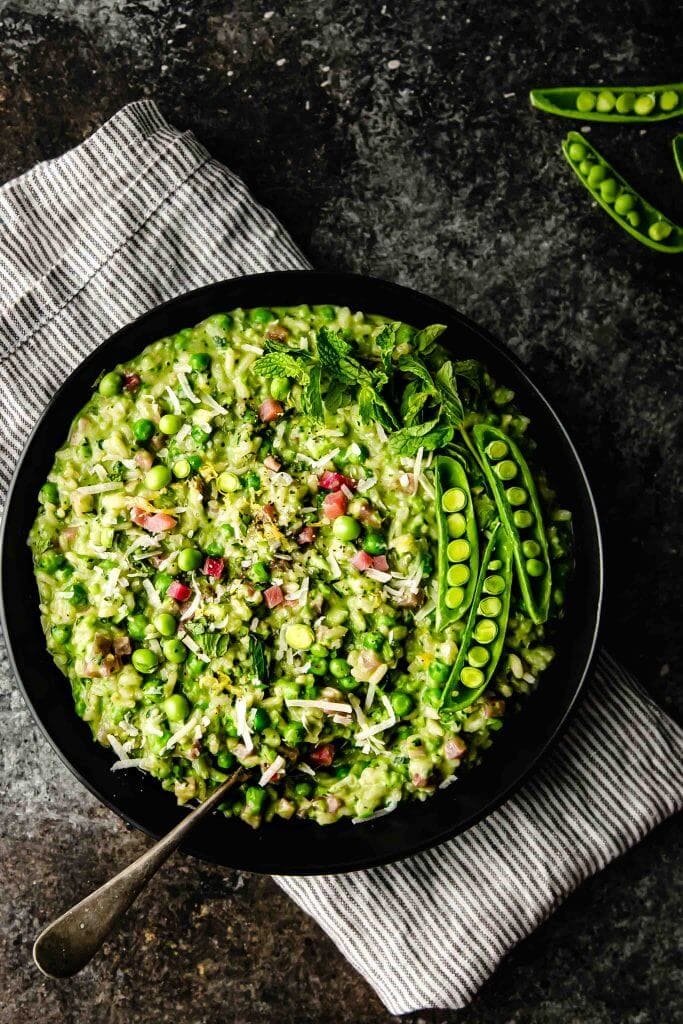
478, 596, 502, 617
576, 90, 595, 112
614, 193, 636, 215
332, 516, 361, 541
526, 558, 546, 577
189, 352, 211, 372
648, 222, 672, 242
245, 786, 266, 811
522, 539, 540, 558
187, 454, 202, 471
460, 666, 485, 689
217, 471, 240, 493
329, 657, 349, 678
660, 90, 678, 112
579, 159, 594, 177
159, 414, 183, 435
506, 486, 527, 507
442, 487, 466, 513
587, 164, 607, 187
445, 512, 465, 539
485, 440, 508, 461
482, 574, 505, 596
294, 780, 313, 798
310, 642, 328, 659
132, 648, 158, 674
283, 722, 305, 746
391, 692, 414, 717
217, 750, 235, 770
98, 371, 122, 397
473, 619, 498, 644
513, 509, 534, 529
487, 559, 501, 571
495, 459, 517, 481
51, 624, 72, 645
145, 464, 172, 490
445, 586, 465, 609
154, 571, 174, 594
244, 470, 261, 491
285, 624, 314, 650
362, 631, 384, 652
177, 548, 202, 573
69, 583, 88, 608
39, 482, 59, 506
317, 305, 337, 323
467, 646, 490, 669
55, 564, 74, 582
163, 638, 187, 663
447, 539, 470, 563
132, 418, 155, 442
249, 307, 274, 325
596, 90, 616, 112
127, 614, 148, 641
428, 660, 450, 684
191, 426, 209, 447
626, 210, 641, 227
615, 91, 635, 114
206, 312, 233, 335
251, 708, 270, 732
599, 178, 619, 204
310, 658, 328, 676
154, 612, 177, 637
173, 459, 191, 479
39, 550, 64, 573
163, 693, 189, 721
362, 531, 386, 555
270, 377, 290, 401
568, 141, 586, 162
634, 94, 655, 116
249, 560, 270, 584
337, 675, 360, 691
447, 564, 470, 587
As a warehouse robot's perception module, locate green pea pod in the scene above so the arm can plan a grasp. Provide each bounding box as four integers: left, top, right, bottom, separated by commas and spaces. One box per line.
562, 132, 683, 253
473, 424, 552, 625
674, 135, 683, 182
434, 455, 479, 631
530, 83, 683, 122
440, 523, 513, 712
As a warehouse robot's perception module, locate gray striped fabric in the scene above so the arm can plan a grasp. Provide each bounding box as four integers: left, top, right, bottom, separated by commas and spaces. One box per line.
1, 101, 681, 1014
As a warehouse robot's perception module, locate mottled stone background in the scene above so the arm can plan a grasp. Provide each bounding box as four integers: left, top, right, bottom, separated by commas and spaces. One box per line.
0, 1, 680, 1022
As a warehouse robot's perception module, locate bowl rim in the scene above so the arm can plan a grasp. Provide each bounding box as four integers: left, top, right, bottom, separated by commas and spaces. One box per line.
0, 269, 603, 874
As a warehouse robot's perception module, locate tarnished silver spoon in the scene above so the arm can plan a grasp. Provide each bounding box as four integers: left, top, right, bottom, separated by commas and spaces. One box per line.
33, 768, 248, 978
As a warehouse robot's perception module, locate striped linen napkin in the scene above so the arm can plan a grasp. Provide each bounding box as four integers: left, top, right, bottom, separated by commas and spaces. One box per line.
1, 101, 681, 1014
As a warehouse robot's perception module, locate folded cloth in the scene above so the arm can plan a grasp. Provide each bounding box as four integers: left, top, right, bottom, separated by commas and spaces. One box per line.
1, 101, 681, 1014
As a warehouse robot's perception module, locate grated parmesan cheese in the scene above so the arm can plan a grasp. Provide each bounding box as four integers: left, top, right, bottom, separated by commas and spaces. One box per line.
258, 755, 285, 787
74, 482, 123, 496
165, 385, 181, 414
176, 368, 200, 404
234, 696, 254, 753
285, 699, 353, 714
143, 578, 161, 608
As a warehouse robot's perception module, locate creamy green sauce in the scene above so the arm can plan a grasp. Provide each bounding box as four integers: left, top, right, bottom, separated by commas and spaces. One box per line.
29, 305, 571, 826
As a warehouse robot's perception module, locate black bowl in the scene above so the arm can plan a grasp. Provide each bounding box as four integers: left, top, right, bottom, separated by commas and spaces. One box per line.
0, 271, 602, 875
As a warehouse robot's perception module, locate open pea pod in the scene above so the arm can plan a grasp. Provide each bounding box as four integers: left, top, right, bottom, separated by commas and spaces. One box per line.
440, 523, 513, 713
674, 135, 683, 182
473, 424, 552, 625
562, 132, 683, 253
530, 83, 683, 122
434, 455, 479, 631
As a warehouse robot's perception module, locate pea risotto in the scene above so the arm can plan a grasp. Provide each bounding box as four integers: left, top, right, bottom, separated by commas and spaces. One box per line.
29, 305, 572, 827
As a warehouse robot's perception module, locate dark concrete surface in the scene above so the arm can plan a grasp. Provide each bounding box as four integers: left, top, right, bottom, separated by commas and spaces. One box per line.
0, 1, 680, 1022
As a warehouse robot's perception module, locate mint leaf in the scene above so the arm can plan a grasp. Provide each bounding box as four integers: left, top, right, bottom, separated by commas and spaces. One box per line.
434, 361, 464, 427
302, 364, 324, 420
453, 359, 483, 392
414, 323, 447, 354
358, 384, 398, 429
253, 352, 310, 384
396, 354, 436, 392
400, 380, 433, 426
376, 322, 399, 375
387, 419, 454, 456
249, 634, 269, 684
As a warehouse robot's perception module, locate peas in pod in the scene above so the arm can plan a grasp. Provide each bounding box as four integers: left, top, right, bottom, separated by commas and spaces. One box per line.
434, 455, 479, 631
439, 523, 514, 712
473, 423, 552, 625
530, 83, 683, 123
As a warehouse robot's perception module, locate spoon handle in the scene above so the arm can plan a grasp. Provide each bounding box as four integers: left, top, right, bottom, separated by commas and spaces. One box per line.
33, 769, 248, 978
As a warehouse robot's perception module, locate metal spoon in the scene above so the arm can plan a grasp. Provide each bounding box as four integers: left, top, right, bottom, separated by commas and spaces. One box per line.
33, 768, 248, 978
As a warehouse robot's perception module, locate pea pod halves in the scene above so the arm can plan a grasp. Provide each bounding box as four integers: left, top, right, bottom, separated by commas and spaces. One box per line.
440, 523, 513, 712
562, 132, 683, 253
473, 423, 552, 625
434, 455, 479, 631
674, 135, 683, 182
530, 83, 683, 122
